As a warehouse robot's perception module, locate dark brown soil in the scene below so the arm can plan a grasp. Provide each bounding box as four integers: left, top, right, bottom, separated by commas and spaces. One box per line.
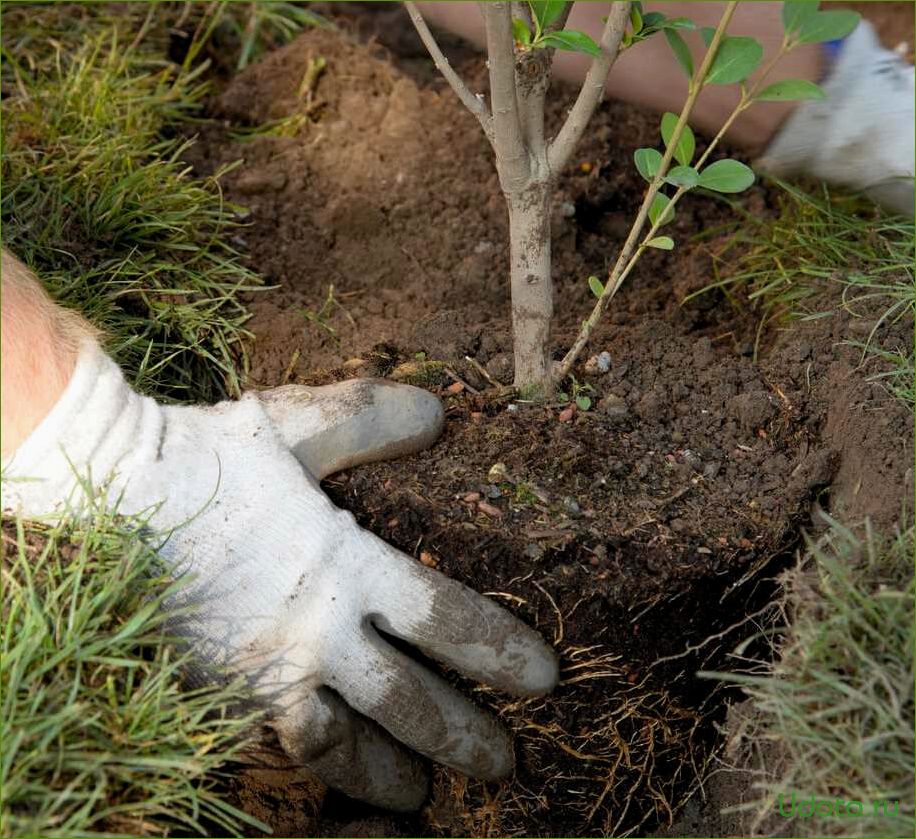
183, 6, 914, 837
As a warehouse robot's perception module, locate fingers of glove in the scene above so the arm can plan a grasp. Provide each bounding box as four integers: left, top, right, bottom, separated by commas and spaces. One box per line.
273, 687, 429, 811
330, 629, 514, 781
255, 380, 444, 480
365, 538, 559, 697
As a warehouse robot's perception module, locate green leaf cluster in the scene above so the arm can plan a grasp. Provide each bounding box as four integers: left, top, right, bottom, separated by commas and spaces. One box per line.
782, 1, 860, 44
622, 1, 694, 50
513, 1, 601, 57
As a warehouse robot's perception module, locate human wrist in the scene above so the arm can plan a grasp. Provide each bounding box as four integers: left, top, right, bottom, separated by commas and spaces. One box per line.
2, 340, 162, 519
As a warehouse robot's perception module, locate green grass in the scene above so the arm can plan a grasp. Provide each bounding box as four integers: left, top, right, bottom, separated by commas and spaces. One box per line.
688, 180, 915, 403
1, 499, 265, 838
707, 520, 915, 838
1, 7, 326, 836
1, 2, 323, 401
1, 34, 258, 401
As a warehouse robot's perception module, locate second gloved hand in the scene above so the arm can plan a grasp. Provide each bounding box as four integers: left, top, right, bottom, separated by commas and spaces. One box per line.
2, 341, 559, 810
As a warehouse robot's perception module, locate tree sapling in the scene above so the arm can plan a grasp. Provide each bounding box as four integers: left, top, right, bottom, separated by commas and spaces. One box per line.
406, 0, 859, 396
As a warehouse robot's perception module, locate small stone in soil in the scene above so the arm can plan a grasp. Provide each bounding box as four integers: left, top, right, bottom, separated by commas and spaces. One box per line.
703, 461, 721, 479
463, 491, 481, 503
488, 462, 510, 482
342, 357, 366, 370
584, 351, 612, 375
563, 497, 582, 517
485, 484, 502, 499
682, 450, 703, 472
470, 411, 484, 421
477, 500, 503, 517
558, 406, 575, 423
419, 551, 438, 568
445, 381, 465, 395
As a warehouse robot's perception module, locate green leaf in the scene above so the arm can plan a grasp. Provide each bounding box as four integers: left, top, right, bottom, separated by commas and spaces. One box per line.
698, 159, 755, 193
705, 36, 763, 85
538, 29, 601, 56
648, 193, 675, 227
588, 275, 605, 299
754, 78, 826, 102
629, 3, 643, 35
664, 17, 696, 30
664, 29, 694, 79
665, 165, 699, 189
782, 1, 820, 34
660, 112, 695, 166
700, 26, 716, 46
634, 147, 663, 181
641, 11, 666, 29
647, 236, 675, 250
512, 18, 532, 46
529, 0, 567, 29
795, 9, 860, 43
576, 395, 592, 411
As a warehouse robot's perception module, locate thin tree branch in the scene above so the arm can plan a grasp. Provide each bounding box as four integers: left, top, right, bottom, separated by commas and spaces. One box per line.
556, 1, 739, 379
481, 0, 529, 191
404, 1, 493, 142
547, 1, 631, 174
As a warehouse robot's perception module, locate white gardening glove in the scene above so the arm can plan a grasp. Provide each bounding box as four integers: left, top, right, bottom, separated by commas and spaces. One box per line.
1, 341, 559, 811
757, 21, 915, 217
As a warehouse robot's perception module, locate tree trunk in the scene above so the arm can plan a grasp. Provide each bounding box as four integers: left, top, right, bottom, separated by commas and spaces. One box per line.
507, 183, 553, 395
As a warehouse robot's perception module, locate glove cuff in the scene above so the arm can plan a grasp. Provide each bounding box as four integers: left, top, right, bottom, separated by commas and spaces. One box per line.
2, 340, 162, 518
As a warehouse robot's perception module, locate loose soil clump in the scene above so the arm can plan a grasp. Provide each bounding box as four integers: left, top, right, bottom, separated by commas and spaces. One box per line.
185, 12, 913, 837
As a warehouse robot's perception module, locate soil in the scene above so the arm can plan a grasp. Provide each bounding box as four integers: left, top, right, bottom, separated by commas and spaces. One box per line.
181, 5, 914, 836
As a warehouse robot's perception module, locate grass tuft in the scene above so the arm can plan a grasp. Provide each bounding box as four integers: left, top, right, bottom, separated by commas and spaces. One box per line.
0, 498, 265, 838
707, 519, 915, 838
688, 180, 915, 403
1, 33, 262, 402
1, 3, 324, 402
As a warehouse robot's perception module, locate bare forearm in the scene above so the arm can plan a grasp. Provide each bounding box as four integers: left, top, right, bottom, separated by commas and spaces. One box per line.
1, 249, 93, 457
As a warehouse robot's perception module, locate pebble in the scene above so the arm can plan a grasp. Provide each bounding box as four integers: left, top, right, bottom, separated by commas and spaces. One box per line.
419, 551, 438, 568
488, 463, 510, 482
682, 449, 703, 472
558, 406, 575, 423
485, 484, 502, 499
478, 500, 503, 517
562, 497, 582, 518
463, 492, 481, 503
474, 240, 494, 254
342, 357, 367, 370
445, 381, 465, 395
559, 201, 576, 217
584, 351, 612, 375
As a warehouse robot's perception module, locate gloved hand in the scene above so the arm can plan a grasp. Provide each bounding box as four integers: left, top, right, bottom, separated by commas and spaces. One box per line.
757, 20, 915, 217
2, 340, 558, 810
